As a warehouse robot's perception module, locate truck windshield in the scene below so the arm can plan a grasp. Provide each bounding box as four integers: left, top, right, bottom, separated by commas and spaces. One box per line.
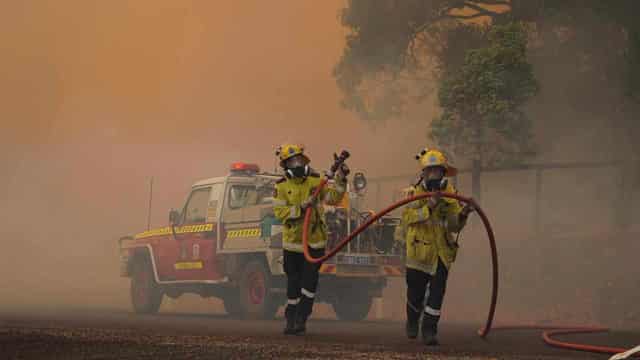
184, 187, 211, 224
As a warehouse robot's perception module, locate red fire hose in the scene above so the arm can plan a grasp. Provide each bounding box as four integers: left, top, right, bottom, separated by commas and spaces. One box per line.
490, 325, 640, 357
301, 177, 640, 358
302, 178, 498, 338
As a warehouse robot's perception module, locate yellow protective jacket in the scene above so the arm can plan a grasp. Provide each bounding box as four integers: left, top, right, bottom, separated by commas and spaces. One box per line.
395, 182, 467, 275
273, 173, 346, 253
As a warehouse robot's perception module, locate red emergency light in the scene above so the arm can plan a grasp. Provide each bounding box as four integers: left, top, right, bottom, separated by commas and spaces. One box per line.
230, 162, 260, 175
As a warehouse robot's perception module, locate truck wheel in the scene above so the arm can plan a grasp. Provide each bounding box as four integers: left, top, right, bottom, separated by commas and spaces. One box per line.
130, 255, 163, 314
239, 261, 277, 319
332, 292, 373, 321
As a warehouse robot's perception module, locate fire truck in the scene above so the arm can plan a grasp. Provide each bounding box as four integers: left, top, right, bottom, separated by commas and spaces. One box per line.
118, 163, 403, 321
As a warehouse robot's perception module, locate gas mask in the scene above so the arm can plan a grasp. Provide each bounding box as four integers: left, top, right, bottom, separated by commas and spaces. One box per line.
424, 178, 444, 191
421, 166, 447, 191
286, 165, 310, 178
284, 155, 310, 178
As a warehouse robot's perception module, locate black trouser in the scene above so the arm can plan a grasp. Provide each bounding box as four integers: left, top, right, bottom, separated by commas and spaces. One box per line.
283, 248, 324, 321
406, 258, 449, 333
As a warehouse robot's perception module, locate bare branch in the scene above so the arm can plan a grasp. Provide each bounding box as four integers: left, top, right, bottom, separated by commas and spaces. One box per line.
448, 12, 495, 20
475, 0, 510, 5
412, 1, 507, 36
463, 2, 502, 17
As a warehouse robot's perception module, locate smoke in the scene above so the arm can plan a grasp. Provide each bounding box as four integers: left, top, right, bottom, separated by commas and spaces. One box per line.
1, 1, 638, 330
0, 0, 430, 315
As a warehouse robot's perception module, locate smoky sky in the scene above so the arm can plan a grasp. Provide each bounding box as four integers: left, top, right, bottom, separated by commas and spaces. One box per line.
0, 1, 435, 311
1, 2, 634, 324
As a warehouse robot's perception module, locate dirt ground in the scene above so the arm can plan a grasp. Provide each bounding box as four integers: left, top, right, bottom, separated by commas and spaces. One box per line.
1, 308, 638, 360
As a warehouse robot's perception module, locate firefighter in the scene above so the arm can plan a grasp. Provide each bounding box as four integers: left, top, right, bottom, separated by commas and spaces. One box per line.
397, 148, 475, 345
273, 144, 349, 335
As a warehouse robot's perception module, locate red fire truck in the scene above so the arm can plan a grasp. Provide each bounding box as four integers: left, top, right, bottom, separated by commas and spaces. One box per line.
118, 163, 403, 320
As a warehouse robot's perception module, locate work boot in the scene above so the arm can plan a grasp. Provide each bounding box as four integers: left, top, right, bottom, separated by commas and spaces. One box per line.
405, 320, 419, 339
422, 329, 439, 346
294, 295, 314, 335
283, 305, 297, 335
421, 314, 439, 346
292, 316, 307, 335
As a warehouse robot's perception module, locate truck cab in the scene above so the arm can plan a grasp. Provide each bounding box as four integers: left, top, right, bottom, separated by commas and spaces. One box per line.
119, 162, 403, 320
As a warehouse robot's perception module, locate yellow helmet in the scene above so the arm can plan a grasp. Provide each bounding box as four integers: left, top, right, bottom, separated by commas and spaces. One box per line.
275, 143, 310, 167
415, 148, 457, 176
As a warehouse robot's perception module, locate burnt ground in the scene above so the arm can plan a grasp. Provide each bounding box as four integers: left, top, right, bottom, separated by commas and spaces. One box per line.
1, 309, 639, 359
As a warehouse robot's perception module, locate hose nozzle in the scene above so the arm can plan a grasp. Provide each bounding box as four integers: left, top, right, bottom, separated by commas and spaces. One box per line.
326, 150, 350, 179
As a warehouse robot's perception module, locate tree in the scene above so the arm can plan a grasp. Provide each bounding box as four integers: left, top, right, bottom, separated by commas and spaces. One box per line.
335, 0, 640, 164
334, 1, 520, 125
334, 1, 539, 165
431, 22, 538, 166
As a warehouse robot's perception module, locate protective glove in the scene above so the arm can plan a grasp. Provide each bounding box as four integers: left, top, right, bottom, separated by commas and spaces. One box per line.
426, 192, 442, 210
459, 204, 476, 220
300, 195, 318, 210
335, 162, 350, 182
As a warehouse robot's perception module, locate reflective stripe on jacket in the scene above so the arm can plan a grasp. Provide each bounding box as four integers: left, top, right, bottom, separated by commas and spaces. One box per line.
273, 174, 346, 253
396, 182, 467, 275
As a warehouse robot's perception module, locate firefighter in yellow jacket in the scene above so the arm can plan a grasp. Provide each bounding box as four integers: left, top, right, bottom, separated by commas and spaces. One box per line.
396, 148, 474, 345
273, 144, 348, 335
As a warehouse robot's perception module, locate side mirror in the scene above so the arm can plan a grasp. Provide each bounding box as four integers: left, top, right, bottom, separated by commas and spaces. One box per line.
169, 209, 180, 225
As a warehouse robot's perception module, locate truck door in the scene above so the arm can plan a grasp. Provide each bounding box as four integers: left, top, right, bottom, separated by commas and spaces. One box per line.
220, 180, 272, 251
166, 184, 223, 281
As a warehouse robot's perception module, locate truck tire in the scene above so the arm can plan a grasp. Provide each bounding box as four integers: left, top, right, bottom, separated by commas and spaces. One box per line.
238, 261, 278, 319
332, 291, 373, 321
130, 255, 163, 314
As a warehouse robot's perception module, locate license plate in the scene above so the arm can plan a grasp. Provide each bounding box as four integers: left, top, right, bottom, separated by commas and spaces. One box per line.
338, 255, 373, 266
174, 261, 203, 270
